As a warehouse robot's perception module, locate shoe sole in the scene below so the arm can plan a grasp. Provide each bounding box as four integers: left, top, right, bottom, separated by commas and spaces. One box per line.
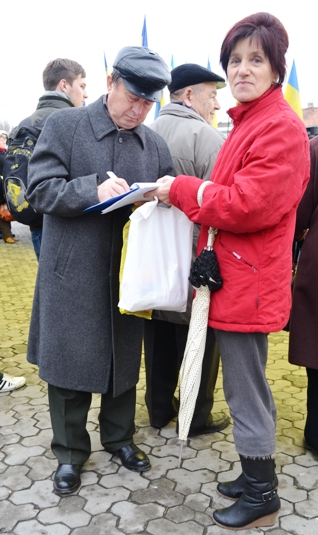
120, 462, 151, 473
213, 509, 280, 530
188, 418, 231, 437
53, 479, 81, 496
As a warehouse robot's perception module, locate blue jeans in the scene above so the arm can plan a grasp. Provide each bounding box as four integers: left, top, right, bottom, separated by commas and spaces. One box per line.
31, 229, 42, 261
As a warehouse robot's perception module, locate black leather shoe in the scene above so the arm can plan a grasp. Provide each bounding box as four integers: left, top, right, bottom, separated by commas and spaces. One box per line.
187, 412, 230, 437
114, 444, 151, 472
53, 464, 82, 495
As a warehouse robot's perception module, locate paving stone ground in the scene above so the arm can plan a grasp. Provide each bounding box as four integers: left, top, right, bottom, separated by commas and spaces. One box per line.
1, 222, 317, 535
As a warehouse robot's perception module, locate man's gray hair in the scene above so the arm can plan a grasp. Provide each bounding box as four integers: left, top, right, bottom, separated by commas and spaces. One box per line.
170, 84, 203, 102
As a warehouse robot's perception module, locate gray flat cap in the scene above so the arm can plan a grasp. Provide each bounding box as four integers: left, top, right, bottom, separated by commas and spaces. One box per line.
169, 63, 226, 92
113, 46, 171, 102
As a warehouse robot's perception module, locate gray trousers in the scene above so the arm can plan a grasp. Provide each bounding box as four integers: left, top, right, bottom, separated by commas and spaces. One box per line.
48, 384, 136, 465
214, 330, 276, 457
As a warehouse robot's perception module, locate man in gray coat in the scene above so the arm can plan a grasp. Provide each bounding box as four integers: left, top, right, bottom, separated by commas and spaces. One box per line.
144, 64, 230, 435
26, 46, 173, 496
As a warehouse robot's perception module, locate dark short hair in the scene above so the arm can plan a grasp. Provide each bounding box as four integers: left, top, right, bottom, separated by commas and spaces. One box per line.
110, 70, 123, 85
42, 58, 86, 90
220, 12, 289, 85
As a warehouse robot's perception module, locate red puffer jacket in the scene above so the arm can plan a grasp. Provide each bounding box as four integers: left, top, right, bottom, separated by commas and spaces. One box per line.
170, 86, 310, 333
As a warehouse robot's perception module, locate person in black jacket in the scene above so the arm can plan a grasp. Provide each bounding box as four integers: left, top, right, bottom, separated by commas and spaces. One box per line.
10, 59, 88, 259
0, 130, 17, 243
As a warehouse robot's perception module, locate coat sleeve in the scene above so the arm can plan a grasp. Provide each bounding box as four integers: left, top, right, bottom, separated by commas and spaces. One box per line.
170, 117, 310, 234
26, 111, 100, 217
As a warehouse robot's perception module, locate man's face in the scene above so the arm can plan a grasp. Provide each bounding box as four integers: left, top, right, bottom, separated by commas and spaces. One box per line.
0, 134, 7, 149
65, 75, 88, 107
107, 77, 154, 130
185, 82, 220, 124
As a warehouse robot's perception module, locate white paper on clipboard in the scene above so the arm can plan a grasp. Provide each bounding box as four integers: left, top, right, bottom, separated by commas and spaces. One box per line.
83, 171, 158, 214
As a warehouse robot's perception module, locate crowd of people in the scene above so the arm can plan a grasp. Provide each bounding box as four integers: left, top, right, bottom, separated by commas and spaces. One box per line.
1, 10, 317, 531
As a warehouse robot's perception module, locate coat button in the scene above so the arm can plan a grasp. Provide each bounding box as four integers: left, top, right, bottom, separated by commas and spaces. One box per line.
118, 137, 123, 143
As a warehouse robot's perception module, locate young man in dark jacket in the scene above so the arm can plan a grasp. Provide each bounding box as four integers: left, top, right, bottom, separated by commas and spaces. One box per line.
10, 59, 87, 259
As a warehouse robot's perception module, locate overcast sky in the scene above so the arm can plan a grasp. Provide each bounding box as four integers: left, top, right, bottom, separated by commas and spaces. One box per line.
1, 0, 317, 128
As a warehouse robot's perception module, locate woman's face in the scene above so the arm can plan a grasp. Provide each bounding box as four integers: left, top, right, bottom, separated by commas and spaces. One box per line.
227, 37, 278, 103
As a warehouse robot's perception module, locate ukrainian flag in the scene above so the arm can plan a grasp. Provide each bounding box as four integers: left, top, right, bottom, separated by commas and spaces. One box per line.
141, 16, 148, 47
104, 52, 109, 77
154, 54, 174, 120
284, 60, 303, 119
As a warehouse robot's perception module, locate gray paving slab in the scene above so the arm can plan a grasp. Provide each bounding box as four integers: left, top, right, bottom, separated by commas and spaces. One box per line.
0, 222, 318, 534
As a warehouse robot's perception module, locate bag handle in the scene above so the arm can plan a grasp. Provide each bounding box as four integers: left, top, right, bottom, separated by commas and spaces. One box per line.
197, 181, 218, 248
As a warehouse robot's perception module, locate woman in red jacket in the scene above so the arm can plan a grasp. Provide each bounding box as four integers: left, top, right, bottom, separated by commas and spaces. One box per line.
147, 12, 310, 531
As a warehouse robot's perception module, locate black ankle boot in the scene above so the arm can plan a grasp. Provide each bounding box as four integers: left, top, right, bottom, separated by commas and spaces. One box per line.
213, 456, 280, 530
217, 472, 245, 500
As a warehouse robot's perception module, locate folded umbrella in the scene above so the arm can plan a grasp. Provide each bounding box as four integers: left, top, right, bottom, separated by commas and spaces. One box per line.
178, 227, 222, 465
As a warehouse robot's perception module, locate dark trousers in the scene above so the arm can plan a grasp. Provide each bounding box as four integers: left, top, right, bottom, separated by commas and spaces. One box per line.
144, 319, 219, 432
0, 220, 13, 240
305, 368, 318, 450
48, 383, 136, 465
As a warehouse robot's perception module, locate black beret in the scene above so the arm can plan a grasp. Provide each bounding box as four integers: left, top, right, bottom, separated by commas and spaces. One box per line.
113, 46, 171, 102
168, 63, 226, 92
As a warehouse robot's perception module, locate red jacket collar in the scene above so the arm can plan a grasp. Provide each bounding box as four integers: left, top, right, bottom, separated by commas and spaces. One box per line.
227, 85, 282, 125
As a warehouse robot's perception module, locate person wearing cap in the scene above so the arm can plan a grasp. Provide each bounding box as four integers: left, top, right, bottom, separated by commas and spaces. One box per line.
26, 46, 173, 496
0, 130, 17, 243
144, 63, 230, 436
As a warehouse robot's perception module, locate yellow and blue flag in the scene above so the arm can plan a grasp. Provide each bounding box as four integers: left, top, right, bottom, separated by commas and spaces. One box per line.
104, 52, 109, 77
154, 54, 174, 120
141, 16, 148, 47
284, 60, 303, 119
207, 57, 218, 128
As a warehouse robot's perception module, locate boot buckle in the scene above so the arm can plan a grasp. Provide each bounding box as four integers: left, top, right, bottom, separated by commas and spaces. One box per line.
262, 489, 277, 502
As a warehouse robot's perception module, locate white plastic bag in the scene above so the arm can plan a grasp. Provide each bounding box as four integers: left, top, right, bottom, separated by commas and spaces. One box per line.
118, 198, 193, 312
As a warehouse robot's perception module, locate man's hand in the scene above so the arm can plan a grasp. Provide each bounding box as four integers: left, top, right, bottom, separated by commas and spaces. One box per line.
97, 176, 130, 203
143, 175, 176, 205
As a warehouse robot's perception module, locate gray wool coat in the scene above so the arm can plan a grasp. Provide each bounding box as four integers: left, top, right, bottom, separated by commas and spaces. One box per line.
26, 95, 173, 396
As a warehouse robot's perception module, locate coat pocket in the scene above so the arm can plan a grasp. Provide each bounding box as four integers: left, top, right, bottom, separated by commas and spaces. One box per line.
53, 226, 77, 279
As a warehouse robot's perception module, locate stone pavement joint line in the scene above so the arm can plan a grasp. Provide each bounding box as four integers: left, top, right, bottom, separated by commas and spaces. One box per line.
0, 222, 317, 534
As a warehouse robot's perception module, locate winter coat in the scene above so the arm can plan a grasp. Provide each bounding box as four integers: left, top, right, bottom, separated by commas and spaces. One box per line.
151, 103, 224, 182
26, 95, 173, 395
150, 102, 224, 324
170, 86, 310, 333
289, 135, 318, 369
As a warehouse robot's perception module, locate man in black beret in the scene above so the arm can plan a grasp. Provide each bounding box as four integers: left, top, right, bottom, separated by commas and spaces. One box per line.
26, 46, 173, 496
144, 63, 230, 436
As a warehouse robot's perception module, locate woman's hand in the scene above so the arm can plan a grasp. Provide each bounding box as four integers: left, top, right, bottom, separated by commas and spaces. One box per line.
144, 175, 176, 205
97, 176, 130, 202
